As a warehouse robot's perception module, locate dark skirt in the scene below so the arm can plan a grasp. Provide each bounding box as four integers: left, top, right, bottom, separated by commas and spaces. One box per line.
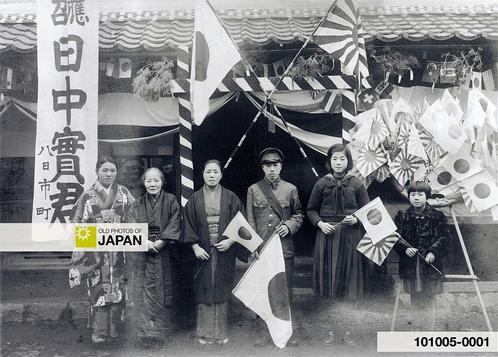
132, 248, 174, 338
313, 224, 372, 300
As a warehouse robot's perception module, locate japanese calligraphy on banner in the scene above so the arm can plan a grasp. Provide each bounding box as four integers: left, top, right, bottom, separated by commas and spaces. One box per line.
33, 0, 98, 228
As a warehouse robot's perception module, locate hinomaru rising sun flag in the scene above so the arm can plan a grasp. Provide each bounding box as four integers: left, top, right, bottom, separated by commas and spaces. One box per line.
460, 170, 498, 212
354, 197, 397, 244
33, 0, 99, 230
190, 0, 241, 125
356, 232, 400, 266
232, 234, 292, 348
221, 211, 263, 253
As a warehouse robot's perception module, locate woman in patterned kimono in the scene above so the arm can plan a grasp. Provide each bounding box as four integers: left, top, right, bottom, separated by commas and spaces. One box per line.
183, 159, 247, 345
130, 167, 181, 345
69, 156, 135, 344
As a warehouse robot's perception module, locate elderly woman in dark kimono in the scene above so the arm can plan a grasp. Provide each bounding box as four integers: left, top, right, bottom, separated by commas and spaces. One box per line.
130, 167, 181, 345
69, 156, 135, 343
183, 159, 247, 345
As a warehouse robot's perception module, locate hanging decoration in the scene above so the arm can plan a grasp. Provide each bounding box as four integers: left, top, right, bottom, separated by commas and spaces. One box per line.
0, 58, 37, 97
132, 57, 175, 102
440, 48, 482, 86
369, 47, 420, 83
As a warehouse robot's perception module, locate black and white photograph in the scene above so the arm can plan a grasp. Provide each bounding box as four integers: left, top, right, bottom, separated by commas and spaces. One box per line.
0, 0, 497, 356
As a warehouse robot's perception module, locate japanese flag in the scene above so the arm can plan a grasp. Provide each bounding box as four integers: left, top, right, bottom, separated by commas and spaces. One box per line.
471, 71, 482, 90
353, 197, 397, 244
232, 234, 292, 348
191, 0, 242, 125
420, 103, 467, 155
221, 211, 263, 253
118, 58, 132, 78
440, 144, 485, 182
460, 170, 498, 211
425, 166, 458, 194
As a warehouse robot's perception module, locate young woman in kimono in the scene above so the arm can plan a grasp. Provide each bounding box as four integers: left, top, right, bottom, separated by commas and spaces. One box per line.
130, 167, 181, 345
183, 159, 247, 345
69, 156, 135, 343
394, 181, 449, 330
307, 144, 371, 345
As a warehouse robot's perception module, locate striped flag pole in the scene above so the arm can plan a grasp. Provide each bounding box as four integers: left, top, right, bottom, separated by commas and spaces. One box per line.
177, 45, 194, 206
223, 0, 341, 171
272, 104, 319, 178
341, 89, 357, 144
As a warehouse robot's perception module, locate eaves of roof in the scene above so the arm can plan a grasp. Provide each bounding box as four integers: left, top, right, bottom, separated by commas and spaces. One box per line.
1, 6, 497, 53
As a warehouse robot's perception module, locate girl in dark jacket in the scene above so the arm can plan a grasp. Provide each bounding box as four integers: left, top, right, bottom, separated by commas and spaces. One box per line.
394, 181, 450, 330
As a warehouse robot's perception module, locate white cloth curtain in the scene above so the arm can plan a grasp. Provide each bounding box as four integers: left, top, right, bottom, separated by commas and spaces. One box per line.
250, 90, 338, 114
245, 92, 341, 155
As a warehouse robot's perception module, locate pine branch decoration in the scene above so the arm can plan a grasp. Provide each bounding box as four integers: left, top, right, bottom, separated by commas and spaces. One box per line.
132, 57, 175, 102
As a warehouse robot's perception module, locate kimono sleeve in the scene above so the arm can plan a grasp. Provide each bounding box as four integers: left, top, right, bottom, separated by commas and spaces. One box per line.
182, 197, 201, 245
160, 196, 181, 242
231, 192, 250, 263
246, 186, 257, 231
70, 192, 89, 223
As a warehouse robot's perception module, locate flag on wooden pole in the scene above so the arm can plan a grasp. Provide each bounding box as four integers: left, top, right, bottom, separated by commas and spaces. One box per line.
232, 234, 292, 348
191, 0, 241, 125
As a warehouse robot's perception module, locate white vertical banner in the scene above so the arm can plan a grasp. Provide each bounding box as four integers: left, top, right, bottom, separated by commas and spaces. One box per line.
33, 0, 99, 229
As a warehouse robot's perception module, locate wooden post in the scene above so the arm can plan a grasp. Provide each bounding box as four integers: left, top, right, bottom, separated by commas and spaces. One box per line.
450, 207, 493, 331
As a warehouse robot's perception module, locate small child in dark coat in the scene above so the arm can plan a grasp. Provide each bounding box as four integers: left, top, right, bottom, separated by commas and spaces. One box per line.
394, 181, 450, 331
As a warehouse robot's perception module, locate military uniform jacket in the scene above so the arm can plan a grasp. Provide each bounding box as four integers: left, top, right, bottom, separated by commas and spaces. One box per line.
246, 178, 304, 258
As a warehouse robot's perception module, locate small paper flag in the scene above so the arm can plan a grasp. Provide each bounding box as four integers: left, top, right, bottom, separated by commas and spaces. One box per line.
355, 145, 388, 177
354, 197, 397, 244
356, 232, 400, 266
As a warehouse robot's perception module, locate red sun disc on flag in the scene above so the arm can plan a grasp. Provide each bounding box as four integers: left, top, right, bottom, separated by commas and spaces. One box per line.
474, 183, 491, 199
366, 208, 383, 225
121, 62, 130, 73
237, 226, 252, 240
195, 31, 209, 81
268, 272, 290, 321
437, 171, 453, 185
454, 159, 470, 174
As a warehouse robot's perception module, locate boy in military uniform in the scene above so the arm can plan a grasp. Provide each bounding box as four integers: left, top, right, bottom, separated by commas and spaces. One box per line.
246, 147, 304, 346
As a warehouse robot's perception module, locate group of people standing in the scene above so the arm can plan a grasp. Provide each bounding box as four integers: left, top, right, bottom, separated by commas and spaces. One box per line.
68, 143, 449, 347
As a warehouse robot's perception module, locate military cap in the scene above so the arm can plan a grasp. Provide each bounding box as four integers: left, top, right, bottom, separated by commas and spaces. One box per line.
259, 147, 284, 164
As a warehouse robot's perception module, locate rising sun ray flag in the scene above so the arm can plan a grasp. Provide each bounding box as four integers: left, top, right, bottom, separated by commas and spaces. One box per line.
232, 234, 292, 348
389, 148, 426, 186
354, 144, 387, 177
190, 0, 242, 125
313, 0, 369, 78
356, 232, 400, 266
